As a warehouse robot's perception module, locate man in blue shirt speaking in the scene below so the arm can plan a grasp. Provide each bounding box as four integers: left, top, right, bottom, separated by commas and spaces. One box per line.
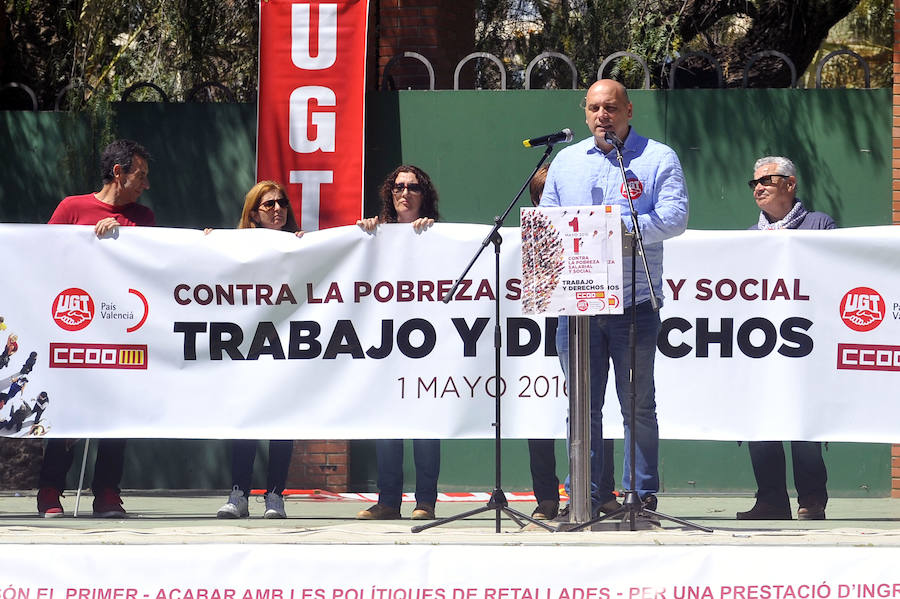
540, 79, 689, 517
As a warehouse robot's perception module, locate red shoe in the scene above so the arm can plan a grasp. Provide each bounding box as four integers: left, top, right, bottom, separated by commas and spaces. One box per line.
37, 487, 64, 518
92, 488, 127, 518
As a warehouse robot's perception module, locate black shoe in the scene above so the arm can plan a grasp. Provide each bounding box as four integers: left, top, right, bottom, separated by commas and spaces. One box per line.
736, 501, 792, 520
595, 497, 622, 516
554, 501, 618, 521
641, 494, 658, 512
797, 503, 826, 520
531, 500, 559, 520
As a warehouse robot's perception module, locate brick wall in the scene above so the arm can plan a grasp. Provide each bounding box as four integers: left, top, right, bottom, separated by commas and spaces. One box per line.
894, 0, 900, 499
376, 0, 477, 89
893, 445, 900, 499
286, 440, 349, 491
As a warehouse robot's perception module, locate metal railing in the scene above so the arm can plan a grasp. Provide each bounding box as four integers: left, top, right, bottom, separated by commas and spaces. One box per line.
380, 47, 876, 91
0, 82, 38, 111
0, 47, 877, 110
0, 80, 238, 111
524, 53, 577, 90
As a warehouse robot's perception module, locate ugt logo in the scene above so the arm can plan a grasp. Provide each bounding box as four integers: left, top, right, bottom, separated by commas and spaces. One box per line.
620, 178, 643, 200
839, 287, 884, 332
52, 288, 95, 332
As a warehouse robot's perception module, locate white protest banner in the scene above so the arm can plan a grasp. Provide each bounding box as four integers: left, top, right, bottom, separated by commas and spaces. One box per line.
521, 206, 623, 315
1, 223, 899, 442
0, 223, 562, 440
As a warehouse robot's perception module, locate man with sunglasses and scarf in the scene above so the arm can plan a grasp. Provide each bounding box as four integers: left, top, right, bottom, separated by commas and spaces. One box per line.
747, 157, 835, 232
737, 156, 834, 521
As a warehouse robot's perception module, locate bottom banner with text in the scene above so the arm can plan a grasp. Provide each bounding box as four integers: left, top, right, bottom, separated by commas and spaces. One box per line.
4, 544, 899, 598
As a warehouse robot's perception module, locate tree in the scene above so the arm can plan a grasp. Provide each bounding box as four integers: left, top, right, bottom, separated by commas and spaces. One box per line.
802, 0, 893, 88
1, 0, 259, 109
475, 0, 876, 89
672, 0, 864, 87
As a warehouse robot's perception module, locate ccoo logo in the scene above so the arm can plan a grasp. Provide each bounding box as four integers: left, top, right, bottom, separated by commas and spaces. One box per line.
839, 287, 884, 332
52, 288, 95, 331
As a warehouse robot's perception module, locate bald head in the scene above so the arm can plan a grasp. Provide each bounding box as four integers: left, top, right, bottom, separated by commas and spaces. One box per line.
584, 79, 633, 150
587, 79, 629, 103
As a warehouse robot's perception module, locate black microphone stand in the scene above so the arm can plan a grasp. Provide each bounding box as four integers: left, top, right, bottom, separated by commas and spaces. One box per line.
411, 144, 558, 534
567, 131, 712, 533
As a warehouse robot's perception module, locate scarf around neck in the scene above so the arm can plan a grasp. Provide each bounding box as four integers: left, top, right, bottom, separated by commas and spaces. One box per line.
757, 200, 808, 230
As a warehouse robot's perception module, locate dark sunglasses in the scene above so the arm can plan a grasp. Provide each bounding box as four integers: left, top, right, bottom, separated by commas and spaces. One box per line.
258, 198, 289, 210
392, 183, 423, 194
747, 174, 789, 189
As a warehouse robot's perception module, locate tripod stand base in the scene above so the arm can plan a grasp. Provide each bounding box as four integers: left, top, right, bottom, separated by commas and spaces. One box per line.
556, 515, 649, 532
411, 489, 557, 533
563, 492, 714, 533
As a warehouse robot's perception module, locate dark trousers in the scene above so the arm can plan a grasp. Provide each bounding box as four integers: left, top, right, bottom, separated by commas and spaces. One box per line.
39, 438, 126, 492
748, 440, 828, 509
528, 439, 559, 503
528, 437, 615, 504
375, 439, 440, 508
230, 439, 294, 496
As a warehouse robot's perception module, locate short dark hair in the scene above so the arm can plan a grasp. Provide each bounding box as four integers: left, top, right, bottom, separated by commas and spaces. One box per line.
378, 165, 440, 223
100, 139, 150, 184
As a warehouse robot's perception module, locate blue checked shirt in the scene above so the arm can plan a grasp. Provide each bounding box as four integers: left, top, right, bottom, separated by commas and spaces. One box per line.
540, 129, 689, 307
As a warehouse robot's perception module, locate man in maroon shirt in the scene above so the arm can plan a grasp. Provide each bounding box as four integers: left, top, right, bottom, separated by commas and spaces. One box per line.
39, 139, 153, 518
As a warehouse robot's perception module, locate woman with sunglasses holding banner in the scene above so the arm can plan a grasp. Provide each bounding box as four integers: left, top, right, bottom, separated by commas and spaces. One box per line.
213, 180, 302, 519
356, 165, 441, 520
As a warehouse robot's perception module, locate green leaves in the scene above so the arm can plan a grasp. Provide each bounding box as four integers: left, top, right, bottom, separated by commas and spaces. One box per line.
4, 0, 259, 108
474, 0, 883, 88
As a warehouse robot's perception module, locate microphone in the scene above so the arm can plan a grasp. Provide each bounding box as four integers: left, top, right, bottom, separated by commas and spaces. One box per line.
522, 128, 573, 148
604, 130, 624, 149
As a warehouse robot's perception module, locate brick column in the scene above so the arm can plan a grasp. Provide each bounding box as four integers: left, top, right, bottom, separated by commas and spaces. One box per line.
893, 0, 900, 498
376, 0, 476, 89
893, 445, 900, 499
286, 440, 349, 491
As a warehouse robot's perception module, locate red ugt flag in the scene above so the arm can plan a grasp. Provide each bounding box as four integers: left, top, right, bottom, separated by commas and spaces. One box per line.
257, 1, 369, 230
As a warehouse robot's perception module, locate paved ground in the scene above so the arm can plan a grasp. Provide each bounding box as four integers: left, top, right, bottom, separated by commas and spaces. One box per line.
1, 492, 899, 546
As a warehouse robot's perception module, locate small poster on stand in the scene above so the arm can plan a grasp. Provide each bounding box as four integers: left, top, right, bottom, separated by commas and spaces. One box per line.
520, 205, 624, 316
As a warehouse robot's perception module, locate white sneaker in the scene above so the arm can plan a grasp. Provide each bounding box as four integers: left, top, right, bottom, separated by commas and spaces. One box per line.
263, 492, 286, 519
216, 486, 249, 518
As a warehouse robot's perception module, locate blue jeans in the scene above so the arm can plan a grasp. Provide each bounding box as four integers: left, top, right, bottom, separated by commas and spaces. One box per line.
375, 439, 440, 508
556, 302, 661, 499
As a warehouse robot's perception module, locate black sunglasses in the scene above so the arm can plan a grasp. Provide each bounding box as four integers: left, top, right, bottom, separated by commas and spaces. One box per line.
392, 183, 423, 194
747, 174, 789, 189
258, 198, 289, 210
